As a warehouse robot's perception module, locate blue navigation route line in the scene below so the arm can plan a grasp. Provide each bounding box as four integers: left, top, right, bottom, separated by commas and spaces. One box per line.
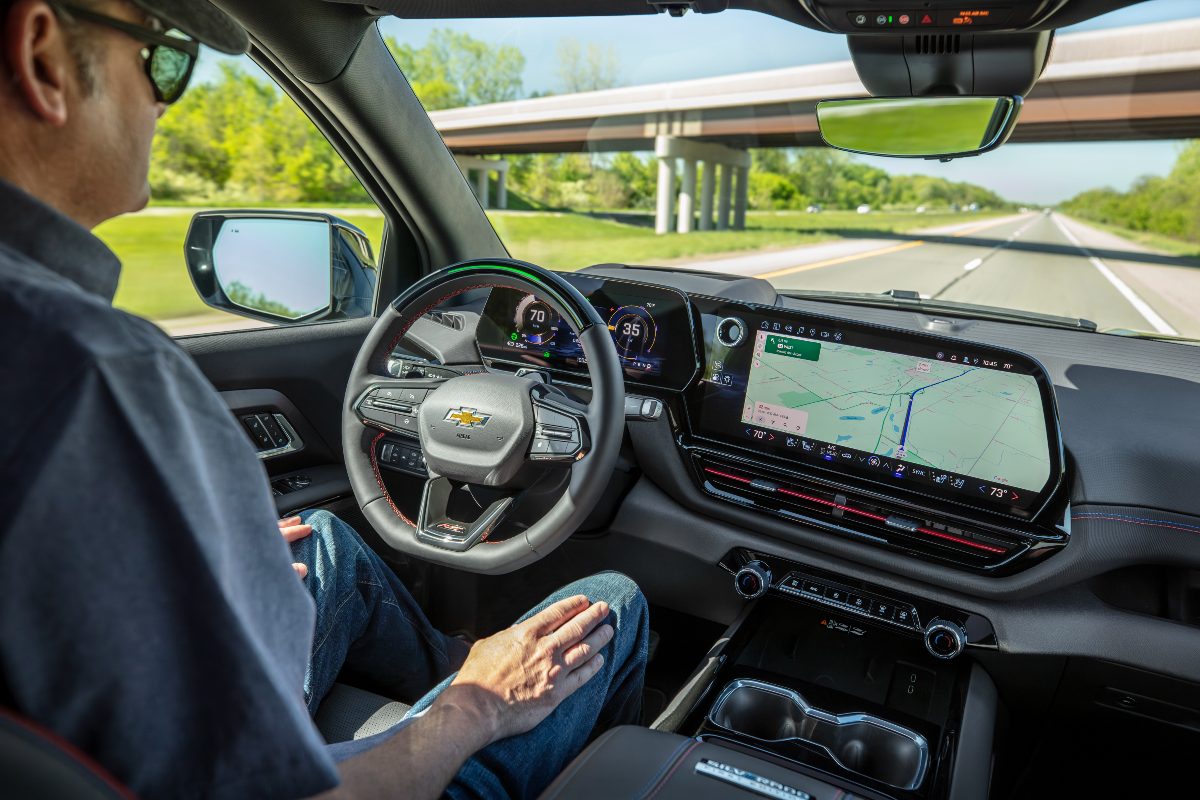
898, 368, 976, 450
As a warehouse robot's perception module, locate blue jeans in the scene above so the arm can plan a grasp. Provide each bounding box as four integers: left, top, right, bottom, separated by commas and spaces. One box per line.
291, 510, 650, 799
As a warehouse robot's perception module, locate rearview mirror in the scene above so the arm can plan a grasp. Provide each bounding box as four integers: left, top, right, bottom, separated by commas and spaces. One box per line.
184, 211, 378, 325
816, 96, 1021, 160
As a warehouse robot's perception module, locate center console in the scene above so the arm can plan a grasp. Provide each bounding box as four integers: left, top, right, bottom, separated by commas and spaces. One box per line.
637, 556, 999, 800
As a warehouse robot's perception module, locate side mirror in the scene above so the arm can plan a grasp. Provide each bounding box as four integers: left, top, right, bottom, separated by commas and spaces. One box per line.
184, 210, 378, 325
816, 96, 1021, 160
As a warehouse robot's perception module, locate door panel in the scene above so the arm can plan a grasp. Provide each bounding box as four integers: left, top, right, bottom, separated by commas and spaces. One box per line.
178, 317, 373, 511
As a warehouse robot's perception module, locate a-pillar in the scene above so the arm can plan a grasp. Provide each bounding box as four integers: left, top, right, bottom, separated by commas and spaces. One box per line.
717, 163, 733, 231
655, 155, 676, 235
698, 161, 715, 231
677, 159, 697, 234
733, 166, 749, 230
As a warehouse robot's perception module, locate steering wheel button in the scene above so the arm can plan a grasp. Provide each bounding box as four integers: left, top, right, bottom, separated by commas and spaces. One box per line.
548, 440, 580, 456
401, 388, 429, 403
361, 407, 398, 428
535, 407, 577, 429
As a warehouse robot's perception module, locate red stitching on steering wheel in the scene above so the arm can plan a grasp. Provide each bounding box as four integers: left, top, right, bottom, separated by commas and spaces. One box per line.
368, 430, 416, 527
382, 282, 503, 364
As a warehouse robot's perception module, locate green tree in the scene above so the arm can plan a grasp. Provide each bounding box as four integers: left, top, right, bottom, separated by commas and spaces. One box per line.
384, 29, 525, 109
1062, 140, 1200, 244
151, 64, 368, 203
556, 38, 621, 93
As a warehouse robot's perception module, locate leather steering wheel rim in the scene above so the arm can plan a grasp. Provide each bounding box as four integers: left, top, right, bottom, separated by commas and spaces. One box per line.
341, 259, 625, 575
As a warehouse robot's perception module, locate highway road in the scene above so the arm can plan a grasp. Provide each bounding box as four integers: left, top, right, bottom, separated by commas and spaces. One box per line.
680, 212, 1200, 341
158, 211, 1200, 343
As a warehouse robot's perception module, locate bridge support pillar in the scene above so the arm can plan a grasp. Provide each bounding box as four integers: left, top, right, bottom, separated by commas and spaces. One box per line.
655, 136, 749, 235
717, 164, 733, 230
733, 166, 748, 230
454, 156, 509, 210
699, 161, 715, 231
655, 156, 676, 234
677, 159, 697, 234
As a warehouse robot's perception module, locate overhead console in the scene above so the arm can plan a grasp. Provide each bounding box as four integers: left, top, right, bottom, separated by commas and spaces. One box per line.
804, 0, 1069, 34
681, 295, 1069, 573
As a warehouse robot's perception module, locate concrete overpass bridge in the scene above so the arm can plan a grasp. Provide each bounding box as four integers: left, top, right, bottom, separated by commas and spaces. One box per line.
436, 19, 1200, 233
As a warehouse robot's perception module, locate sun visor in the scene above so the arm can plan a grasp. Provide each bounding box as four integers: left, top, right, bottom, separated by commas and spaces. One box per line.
848, 31, 1053, 96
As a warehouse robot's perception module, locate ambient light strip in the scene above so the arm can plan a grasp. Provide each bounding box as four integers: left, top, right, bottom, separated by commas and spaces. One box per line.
702, 467, 1008, 556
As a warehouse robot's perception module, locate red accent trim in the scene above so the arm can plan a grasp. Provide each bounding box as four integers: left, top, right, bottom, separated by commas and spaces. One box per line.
0, 709, 138, 799
644, 739, 701, 799
916, 526, 1007, 554
368, 430, 417, 527
703, 467, 752, 484
842, 505, 888, 523
777, 487, 837, 508
704, 465, 1009, 555
1073, 514, 1200, 535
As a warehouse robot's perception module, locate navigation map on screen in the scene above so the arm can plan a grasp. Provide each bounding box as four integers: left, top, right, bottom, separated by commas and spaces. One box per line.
740, 330, 1051, 491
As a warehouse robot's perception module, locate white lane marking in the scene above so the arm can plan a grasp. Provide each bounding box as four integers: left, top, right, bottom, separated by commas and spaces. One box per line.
963, 258, 983, 271
1051, 214, 1178, 336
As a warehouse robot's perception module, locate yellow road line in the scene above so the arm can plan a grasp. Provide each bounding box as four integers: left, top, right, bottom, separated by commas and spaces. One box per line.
759, 240, 925, 280
758, 213, 1033, 281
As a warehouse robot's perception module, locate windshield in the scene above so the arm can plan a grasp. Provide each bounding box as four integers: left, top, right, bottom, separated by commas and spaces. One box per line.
382, 0, 1199, 341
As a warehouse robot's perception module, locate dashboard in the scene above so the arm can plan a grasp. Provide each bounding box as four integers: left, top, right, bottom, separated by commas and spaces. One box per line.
475, 271, 1069, 574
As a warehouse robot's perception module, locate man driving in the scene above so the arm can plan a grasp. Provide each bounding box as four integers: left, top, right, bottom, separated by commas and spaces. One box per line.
0, 1, 649, 797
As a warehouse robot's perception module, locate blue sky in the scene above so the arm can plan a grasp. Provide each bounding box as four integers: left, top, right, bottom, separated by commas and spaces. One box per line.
192, 0, 1198, 204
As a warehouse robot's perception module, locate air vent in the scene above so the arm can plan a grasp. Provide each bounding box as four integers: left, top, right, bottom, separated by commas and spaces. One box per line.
425, 310, 466, 330
914, 34, 961, 55
691, 453, 1047, 572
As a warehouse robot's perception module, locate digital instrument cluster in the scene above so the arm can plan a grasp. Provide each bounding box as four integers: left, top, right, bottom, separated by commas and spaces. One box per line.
475, 274, 698, 390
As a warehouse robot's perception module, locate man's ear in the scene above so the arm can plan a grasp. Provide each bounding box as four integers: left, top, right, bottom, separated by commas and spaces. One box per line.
4, 0, 73, 126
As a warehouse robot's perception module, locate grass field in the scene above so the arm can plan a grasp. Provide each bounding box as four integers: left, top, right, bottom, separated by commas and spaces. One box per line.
97, 207, 996, 322
1065, 217, 1200, 259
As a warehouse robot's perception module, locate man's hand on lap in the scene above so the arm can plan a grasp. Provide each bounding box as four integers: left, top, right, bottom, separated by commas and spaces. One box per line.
442, 594, 615, 745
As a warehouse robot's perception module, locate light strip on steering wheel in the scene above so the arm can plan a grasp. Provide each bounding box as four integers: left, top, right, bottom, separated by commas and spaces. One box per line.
447, 263, 589, 331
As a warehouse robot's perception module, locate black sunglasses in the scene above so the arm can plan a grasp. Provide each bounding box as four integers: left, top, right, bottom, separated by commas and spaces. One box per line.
49, 2, 199, 104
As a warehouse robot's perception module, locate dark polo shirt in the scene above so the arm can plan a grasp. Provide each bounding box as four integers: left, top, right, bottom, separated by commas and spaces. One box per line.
0, 181, 339, 799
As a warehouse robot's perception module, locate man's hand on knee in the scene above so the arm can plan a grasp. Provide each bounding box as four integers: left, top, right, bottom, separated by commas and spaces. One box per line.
446, 594, 614, 744
278, 515, 313, 578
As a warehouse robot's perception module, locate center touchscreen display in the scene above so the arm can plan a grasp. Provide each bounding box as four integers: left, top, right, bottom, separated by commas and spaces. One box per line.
688, 299, 1062, 515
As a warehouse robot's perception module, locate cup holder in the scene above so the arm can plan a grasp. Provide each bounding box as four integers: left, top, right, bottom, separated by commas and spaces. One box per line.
706, 679, 930, 791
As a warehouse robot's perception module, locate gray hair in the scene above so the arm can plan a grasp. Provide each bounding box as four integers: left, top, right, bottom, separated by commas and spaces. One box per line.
2, 0, 103, 95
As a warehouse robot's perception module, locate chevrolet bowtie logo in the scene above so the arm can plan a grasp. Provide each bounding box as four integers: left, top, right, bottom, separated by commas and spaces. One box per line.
444, 407, 491, 428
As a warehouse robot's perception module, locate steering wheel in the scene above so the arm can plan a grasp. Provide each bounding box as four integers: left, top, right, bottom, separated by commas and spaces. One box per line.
341, 259, 624, 574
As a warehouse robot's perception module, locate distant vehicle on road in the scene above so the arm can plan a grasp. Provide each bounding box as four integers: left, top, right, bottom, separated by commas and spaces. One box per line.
806, 204, 822, 213
856, 204, 871, 214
